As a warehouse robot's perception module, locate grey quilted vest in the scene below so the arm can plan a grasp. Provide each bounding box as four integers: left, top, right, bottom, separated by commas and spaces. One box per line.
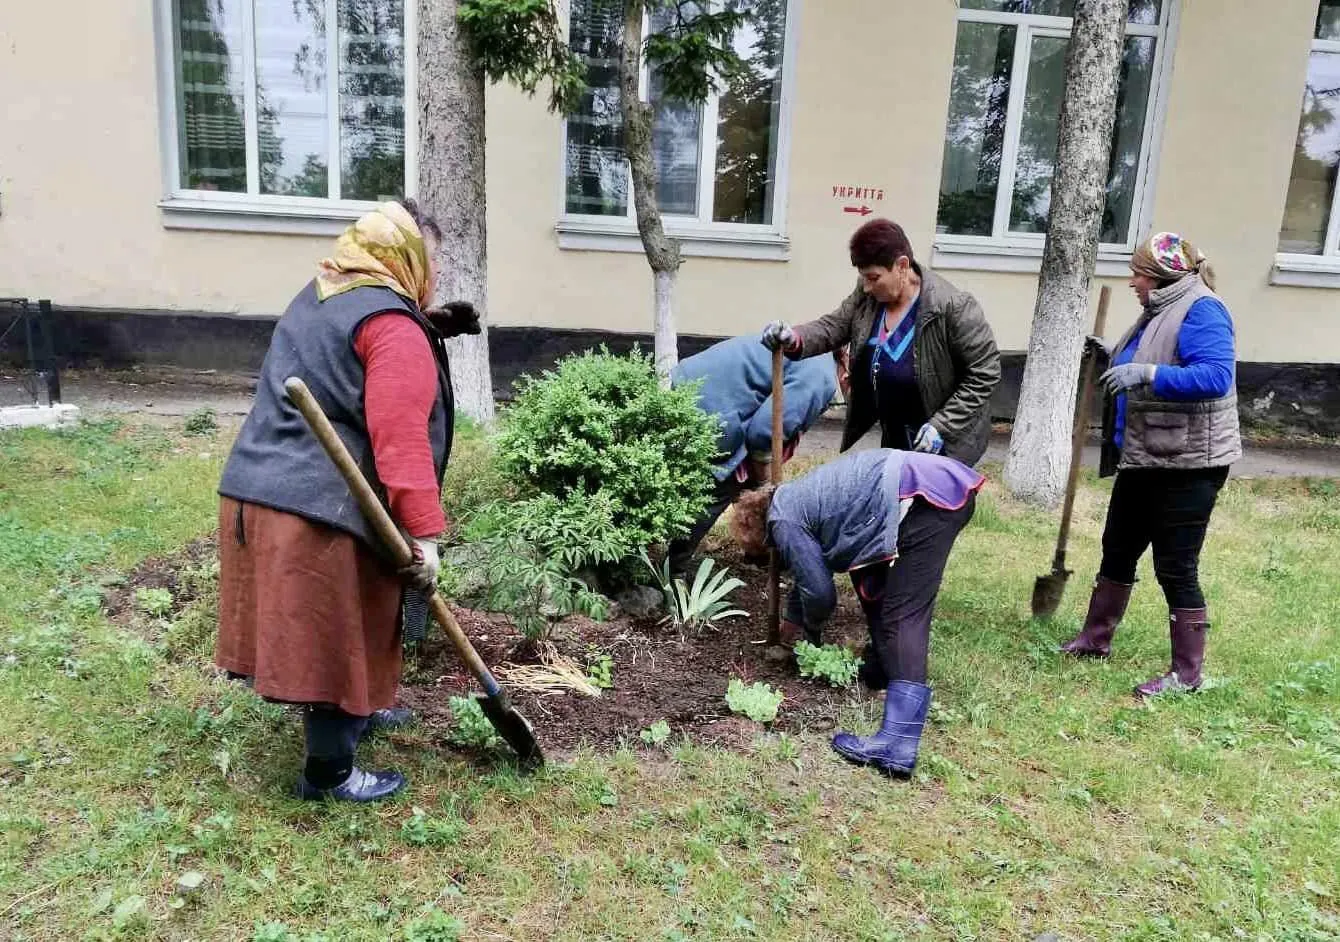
218, 280, 453, 549
1117, 275, 1241, 470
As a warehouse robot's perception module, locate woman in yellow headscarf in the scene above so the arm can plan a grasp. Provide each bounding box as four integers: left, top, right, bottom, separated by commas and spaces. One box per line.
216, 198, 479, 802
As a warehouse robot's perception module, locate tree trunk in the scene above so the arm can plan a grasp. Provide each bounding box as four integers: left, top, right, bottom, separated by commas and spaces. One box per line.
620, 0, 682, 385
418, 0, 495, 424
1003, 0, 1128, 506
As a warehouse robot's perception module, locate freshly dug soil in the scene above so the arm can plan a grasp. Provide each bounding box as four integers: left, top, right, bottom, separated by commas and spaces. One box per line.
111, 539, 877, 757
398, 546, 876, 755
103, 535, 219, 638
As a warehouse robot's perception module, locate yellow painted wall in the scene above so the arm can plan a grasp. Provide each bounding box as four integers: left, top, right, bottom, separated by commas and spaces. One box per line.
0, 0, 1333, 362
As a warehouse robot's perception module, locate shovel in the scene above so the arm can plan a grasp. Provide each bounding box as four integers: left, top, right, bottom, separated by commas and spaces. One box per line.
283, 377, 544, 768
767, 346, 784, 644
1031, 285, 1111, 619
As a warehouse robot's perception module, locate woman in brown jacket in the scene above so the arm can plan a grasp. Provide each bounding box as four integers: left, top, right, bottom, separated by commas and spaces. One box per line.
762, 219, 1000, 466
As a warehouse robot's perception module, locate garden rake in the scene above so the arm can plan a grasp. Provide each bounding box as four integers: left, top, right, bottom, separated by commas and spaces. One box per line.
1031, 285, 1110, 619
284, 377, 544, 768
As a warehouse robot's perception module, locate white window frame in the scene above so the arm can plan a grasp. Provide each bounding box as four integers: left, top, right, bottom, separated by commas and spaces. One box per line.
152, 0, 418, 235
931, 1, 1179, 276
1273, 30, 1340, 288
555, 0, 801, 262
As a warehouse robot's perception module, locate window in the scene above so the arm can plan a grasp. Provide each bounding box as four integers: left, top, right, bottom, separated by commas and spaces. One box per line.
159, 0, 413, 227
1277, 0, 1340, 266
935, 1, 1170, 261
560, 0, 794, 258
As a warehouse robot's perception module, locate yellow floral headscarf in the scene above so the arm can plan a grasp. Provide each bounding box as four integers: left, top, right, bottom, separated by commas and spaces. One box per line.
315, 201, 433, 310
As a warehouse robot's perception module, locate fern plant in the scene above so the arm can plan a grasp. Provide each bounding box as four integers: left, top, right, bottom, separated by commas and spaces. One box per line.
642, 553, 748, 633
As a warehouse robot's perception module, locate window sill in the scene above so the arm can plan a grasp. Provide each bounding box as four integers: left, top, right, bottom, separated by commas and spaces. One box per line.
1271, 254, 1340, 288
556, 221, 790, 262
159, 197, 365, 236
931, 241, 1134, 278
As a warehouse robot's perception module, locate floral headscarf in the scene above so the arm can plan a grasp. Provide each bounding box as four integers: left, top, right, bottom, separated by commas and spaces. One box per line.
315, 201, 432, 310
1131, 232, 1216, 290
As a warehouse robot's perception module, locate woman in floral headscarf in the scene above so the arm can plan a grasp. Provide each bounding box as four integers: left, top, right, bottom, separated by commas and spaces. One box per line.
216, 199, 479, 802
1060, 232, 1241, 699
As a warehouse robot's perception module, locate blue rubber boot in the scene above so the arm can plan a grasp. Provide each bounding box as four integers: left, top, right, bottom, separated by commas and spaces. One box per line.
831, 681, 931, 777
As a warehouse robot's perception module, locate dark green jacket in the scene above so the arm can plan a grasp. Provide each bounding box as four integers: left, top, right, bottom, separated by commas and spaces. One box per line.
791, 265, 1000, 466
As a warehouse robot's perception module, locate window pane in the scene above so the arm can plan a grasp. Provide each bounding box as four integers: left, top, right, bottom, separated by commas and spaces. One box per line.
1008, 35, 1067, 235
1278, 51, 1340, 254
565, 0, 627, 216
1100, 36, 1156, 242
339, 0, 405, 201
175, 0, 247, 192
1319, 0, 1340, 40
712, 0, 787, 225
647, 6, 702, 216
1007, 35, 1154, 242
957, 1, 1160, 24
648, 74, 702, 215
255, 0, 328, 196
937, 22, 1017, 236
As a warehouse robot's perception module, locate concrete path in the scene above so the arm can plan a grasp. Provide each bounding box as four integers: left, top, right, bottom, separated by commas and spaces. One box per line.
5, 367, 1338, 478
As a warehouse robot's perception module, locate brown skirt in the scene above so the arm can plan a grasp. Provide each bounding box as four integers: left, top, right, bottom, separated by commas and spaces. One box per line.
215, 497, 402, 716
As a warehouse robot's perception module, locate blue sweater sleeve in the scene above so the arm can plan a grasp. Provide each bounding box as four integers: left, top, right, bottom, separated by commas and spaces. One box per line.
1151, 298, 1235, 400
773, 521, 836, 630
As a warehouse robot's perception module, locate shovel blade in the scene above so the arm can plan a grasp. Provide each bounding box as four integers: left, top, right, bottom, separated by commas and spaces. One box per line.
477, 693, 544, 770
1031, 570, 1071, 619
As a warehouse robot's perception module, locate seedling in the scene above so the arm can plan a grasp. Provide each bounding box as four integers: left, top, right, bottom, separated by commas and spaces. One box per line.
793, 641, 862, 688
725, 678, 783, 724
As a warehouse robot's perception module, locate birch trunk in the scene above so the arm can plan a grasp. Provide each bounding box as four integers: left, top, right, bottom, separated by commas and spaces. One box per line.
418, 0, 495, 424
1003, 0, 1128, 506
620, 0, 683, 385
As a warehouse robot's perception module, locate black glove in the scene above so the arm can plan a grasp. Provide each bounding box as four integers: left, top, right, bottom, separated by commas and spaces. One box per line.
428, 301, 481, 338
1083, 335, 1111, 369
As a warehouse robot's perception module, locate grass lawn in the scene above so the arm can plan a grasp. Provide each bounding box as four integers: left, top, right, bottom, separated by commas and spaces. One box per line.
1, 419, 1338, 941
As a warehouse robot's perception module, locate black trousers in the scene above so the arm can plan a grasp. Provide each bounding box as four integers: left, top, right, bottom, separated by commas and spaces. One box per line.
303, 706, 368, 787
668, 476, 747, 570
851, 496, 976, 685
1098, 466, 1229, 609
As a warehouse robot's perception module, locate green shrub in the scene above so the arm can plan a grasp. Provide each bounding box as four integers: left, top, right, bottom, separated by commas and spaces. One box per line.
793, 641, 861, 688
494, 349, 719, 572
725, 679, 783, 724
135, 587, 174, 618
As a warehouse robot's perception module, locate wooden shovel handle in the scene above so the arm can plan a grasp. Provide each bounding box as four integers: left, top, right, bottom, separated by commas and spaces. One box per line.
283, 377, 501, 696
1054, 286, 1111, 565
767, 346, 784, 642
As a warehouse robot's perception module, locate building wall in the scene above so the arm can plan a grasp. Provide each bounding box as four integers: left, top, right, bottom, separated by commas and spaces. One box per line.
0, 0, 1334, 363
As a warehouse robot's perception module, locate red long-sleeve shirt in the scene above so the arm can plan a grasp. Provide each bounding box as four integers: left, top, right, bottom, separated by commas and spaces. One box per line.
353, 312, 447, 538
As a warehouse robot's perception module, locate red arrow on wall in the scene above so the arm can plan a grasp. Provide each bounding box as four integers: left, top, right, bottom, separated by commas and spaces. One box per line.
843, 205, 873, 216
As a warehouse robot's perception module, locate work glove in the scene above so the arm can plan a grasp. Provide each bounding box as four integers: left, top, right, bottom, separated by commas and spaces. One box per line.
760, 320, 798, 352
428, 301, 481, 338
1099, 362, 1157, 396
1083, 334, 1111, 367
399, 537, 441, 591
912, 421, 944, 455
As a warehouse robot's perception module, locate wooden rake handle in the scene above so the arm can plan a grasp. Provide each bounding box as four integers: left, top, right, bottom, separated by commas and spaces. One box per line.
283, 377, 502, 697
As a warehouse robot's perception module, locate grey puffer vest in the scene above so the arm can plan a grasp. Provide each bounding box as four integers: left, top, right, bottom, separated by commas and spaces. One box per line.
1116, 275, 1241, 471
218, 280, 453, 550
